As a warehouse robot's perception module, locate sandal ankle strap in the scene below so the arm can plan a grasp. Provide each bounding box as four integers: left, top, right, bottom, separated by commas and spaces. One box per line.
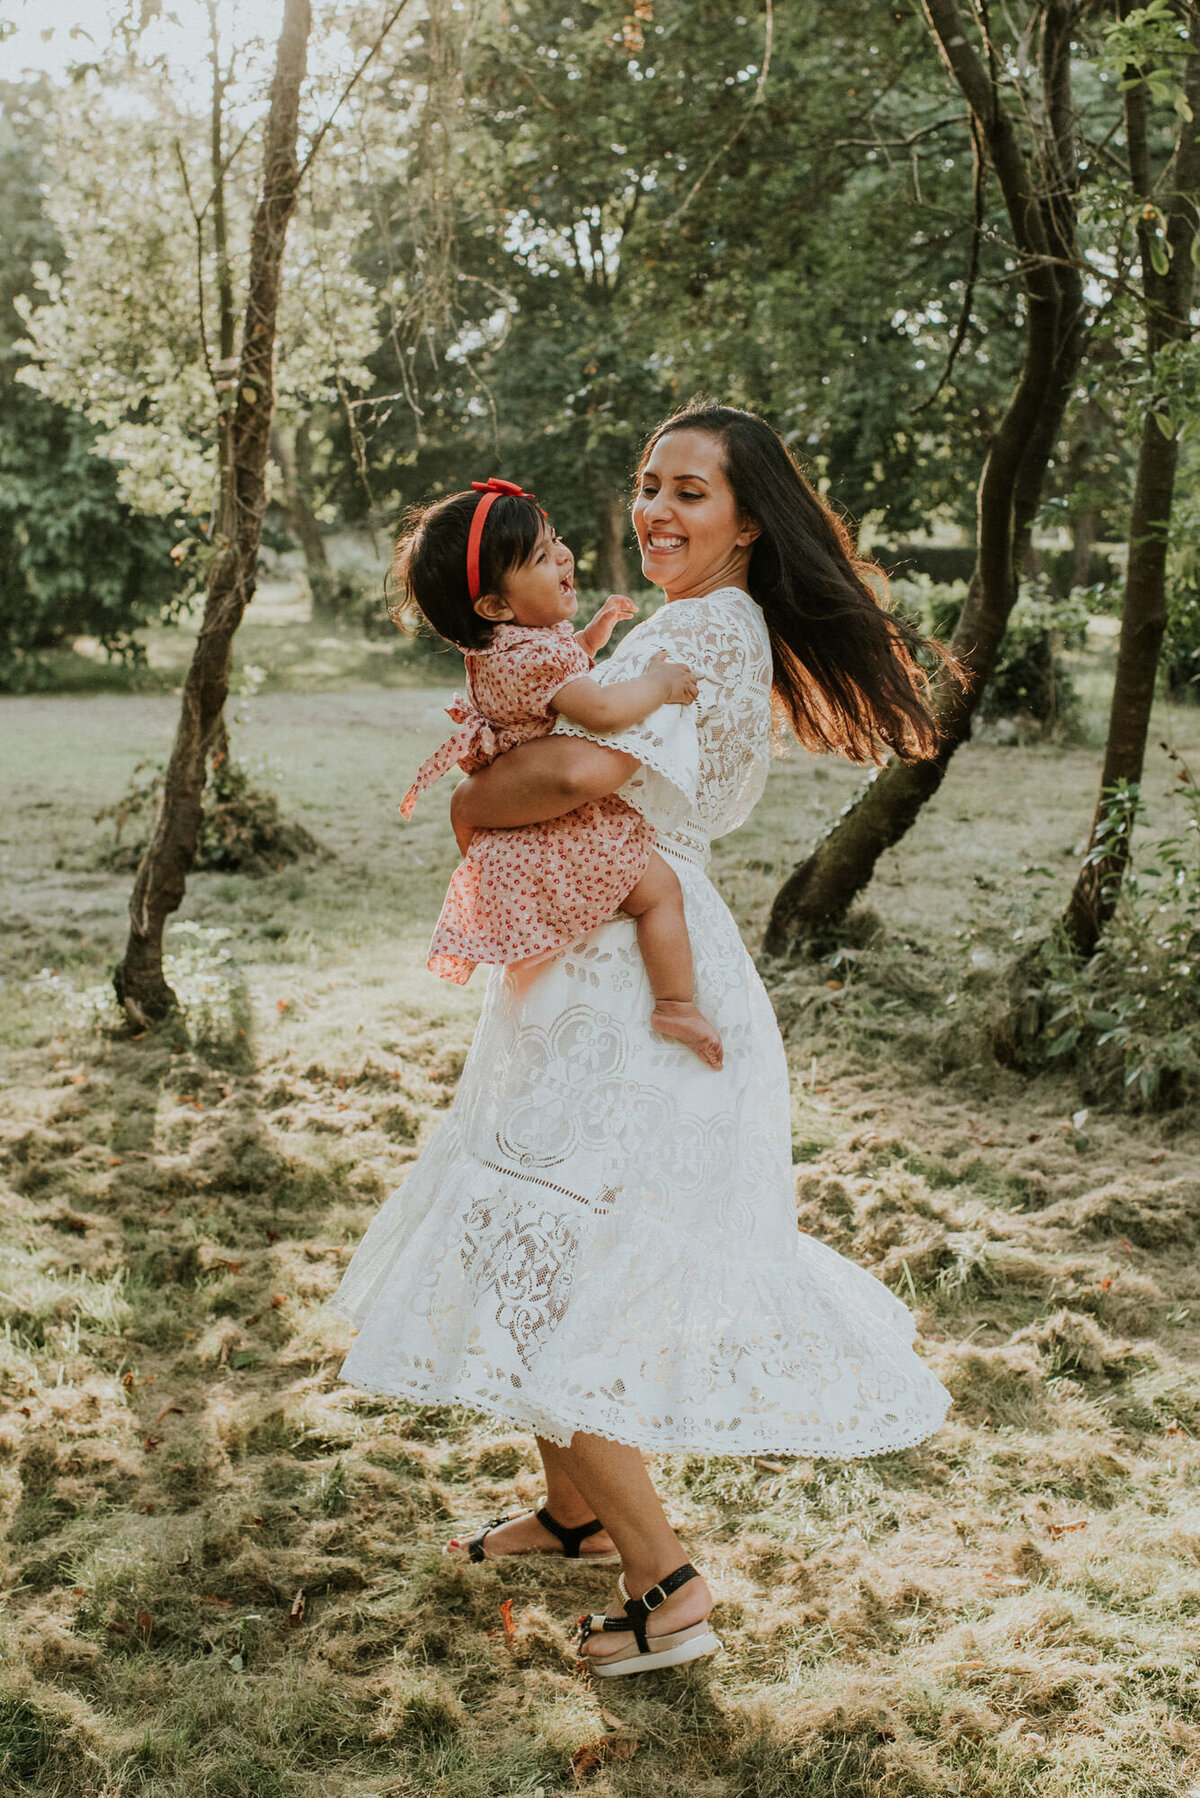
613, 1562, 699, 1654
536, 1505, 605, 1558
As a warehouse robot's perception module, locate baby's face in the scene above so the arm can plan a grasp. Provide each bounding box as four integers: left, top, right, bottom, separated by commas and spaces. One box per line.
495, 522, 578, 629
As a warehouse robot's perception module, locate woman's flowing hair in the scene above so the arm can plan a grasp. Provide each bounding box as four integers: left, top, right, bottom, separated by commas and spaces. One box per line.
638, 403, 958, 764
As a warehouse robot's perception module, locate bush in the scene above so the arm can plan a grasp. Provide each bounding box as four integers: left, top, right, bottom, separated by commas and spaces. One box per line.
1163, 489, 1200, 700
1038, 768, 1200, 1107
96, 754, 322, 877
894, 575, 1086, 736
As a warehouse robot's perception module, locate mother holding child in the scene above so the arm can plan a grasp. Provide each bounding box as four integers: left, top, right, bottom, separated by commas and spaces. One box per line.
331, 402, 952, 1677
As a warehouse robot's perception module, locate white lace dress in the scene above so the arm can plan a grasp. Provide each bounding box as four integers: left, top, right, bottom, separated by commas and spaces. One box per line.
331, 586, 952, 1456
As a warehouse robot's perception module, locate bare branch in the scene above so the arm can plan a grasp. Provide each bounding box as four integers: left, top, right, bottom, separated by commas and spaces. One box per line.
664, 0, 774, 229
297, 0, 417, 183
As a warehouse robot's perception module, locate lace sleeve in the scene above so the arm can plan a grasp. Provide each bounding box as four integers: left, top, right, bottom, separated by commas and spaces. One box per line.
552, 590, 767, 833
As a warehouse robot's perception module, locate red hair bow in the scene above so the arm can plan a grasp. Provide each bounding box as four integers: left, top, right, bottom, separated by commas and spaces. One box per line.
466, 476, 538, 600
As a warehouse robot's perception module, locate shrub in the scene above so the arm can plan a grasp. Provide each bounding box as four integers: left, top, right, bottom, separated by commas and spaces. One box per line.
1039, 767, 1200, 1106
96, 754, 322, 877
894, 575, 1086, 736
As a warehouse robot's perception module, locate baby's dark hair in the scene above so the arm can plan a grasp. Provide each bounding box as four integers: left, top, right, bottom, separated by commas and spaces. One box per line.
389, 488, 546, 651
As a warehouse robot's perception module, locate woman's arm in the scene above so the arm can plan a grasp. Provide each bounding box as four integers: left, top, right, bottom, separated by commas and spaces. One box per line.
449, 736, 639, 853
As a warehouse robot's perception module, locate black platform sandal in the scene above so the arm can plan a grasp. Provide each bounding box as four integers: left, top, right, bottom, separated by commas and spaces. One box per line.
443, 1504, 621, 1564
574, 1563, 721, 1676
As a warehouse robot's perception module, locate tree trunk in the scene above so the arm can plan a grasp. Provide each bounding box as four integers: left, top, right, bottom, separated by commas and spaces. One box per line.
114, 0, 312, 1026
272, 417, 330, 608
1060, 14, 1200, 958
764, 0, 1085, 956
595, 491, 629, 592
1071, 510, 1097, 591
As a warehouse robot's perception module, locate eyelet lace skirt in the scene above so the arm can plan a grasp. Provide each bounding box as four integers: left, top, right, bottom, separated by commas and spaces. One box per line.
330, 833, 951, 1457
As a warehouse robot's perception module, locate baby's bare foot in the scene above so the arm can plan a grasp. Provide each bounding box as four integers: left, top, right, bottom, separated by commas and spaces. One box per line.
651, 1000, 723, 1069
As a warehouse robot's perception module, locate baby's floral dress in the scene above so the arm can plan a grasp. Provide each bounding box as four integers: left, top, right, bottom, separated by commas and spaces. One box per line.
401, 620, 655, 984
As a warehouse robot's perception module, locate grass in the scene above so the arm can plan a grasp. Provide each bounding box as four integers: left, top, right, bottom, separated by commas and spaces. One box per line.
2, 601, 1200, 1795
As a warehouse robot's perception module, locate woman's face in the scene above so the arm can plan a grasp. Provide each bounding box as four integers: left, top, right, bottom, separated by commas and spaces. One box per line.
632, 428, 759, 601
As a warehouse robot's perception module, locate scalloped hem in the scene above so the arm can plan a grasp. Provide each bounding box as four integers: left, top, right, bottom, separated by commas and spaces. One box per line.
329, 1316, 952, 1459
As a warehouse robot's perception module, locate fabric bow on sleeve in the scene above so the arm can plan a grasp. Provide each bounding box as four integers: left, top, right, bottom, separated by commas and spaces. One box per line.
399, 696, 500, 819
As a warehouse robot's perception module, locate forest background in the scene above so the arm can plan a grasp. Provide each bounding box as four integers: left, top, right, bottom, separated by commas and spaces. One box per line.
3, 1, 1200, 1795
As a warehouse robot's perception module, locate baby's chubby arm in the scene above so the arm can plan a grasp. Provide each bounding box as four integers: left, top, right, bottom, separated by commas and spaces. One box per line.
575, 592, 637, 656
550, 650, 699, 734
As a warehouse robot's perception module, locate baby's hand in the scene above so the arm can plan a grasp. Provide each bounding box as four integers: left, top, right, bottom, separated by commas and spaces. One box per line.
583, 593, 638, 648
648, 649, 699, 707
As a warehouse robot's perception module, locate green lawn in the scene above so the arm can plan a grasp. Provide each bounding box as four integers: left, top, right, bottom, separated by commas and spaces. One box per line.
2, 617, 1200, 1797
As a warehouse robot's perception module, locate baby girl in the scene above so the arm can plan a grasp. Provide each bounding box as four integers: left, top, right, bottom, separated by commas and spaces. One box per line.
396, 477, 722, 1068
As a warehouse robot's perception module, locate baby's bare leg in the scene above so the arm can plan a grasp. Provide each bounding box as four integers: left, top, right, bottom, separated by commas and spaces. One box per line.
622, 854, 723, 1069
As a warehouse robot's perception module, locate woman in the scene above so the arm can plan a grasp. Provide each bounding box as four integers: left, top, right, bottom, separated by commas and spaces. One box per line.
331, 403, 953, 1676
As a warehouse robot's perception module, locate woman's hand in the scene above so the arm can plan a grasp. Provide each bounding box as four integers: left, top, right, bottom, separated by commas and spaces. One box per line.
450, 737, 640, 840
647, 649, 699, 707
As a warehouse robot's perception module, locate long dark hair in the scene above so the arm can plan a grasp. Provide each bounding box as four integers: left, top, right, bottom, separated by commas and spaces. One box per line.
638, 403, 953, 763
389, 488, 546, 651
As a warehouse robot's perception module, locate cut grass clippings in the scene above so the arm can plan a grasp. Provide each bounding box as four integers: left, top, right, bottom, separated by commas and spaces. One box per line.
2, 632, 1200, 1796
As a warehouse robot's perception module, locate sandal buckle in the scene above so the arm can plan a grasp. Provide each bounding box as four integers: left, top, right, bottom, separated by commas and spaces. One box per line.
640, 1580, 668, 1611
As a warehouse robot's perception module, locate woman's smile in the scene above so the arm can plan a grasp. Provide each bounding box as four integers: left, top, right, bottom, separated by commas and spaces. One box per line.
633, 428, 759, 600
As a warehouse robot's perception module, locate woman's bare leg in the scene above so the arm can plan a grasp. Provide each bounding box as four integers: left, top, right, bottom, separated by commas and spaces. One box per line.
444, 1436, 614, 1557
554, 1432, 713, 1658
622, 854, 722, 1069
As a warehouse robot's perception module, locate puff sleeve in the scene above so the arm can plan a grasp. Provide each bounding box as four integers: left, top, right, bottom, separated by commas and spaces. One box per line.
552, 590, 769, 835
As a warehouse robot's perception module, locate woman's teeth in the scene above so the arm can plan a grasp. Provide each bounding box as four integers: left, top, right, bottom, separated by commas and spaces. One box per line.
648, 533, 685, 552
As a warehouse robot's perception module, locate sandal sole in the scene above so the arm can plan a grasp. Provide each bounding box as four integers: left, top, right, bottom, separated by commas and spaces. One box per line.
586, 1629, 723, 1677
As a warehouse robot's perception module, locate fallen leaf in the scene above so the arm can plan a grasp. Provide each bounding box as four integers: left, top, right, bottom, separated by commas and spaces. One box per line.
824, 979, 844, 991
1147, 1150, 1165, 1165
108, 1156, 122, 1166
142, 1435, 161, 1452
289, 1590, 306, 1628
153, 1400, 184, 1427
499, 1598, 516, 1650
139, 1502, 156, 1515
106, 1621, 127, 1635
1099, 1276, 1112, 1292
754, 1457, 786, 1474
201, 1595, 232, 1607
599, 1709, 626, 1731
72, 1587, 87, 1597
278, 999, 291, 1013
122, 1371, 136, 1391
20, 1405, 31, 1417
1047, 1518, 1089, 1539
137, 1611, 153, 1634
244, 1314, 260, 1327
266, 1229, 281, 1242
1027, 1131, 1041, 1143
271, 1292, 289, 1308
570, 1732, 639, 1778
1021, 1731, 1046, 1748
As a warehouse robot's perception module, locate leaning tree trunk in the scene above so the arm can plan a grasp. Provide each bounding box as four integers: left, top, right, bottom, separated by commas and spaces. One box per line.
764, 0, 1085, 957
1060, 12, 1200, 957
114, 0, 312, 1026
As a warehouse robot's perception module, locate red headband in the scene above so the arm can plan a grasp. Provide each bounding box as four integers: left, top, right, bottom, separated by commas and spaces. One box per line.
466, 477, 538, 601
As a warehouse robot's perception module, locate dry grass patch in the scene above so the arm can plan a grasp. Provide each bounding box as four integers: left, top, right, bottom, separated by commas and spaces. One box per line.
3, 684, 1200, 1794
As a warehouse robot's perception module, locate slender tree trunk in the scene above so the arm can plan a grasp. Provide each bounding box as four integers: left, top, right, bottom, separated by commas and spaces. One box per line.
595, 491, 629, 592
272, 417, 330, 607
114, 0, 312, 1025
1071, 509, 1097, 591
1060, 14, 1200, 957
764, 0, 1085, 956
